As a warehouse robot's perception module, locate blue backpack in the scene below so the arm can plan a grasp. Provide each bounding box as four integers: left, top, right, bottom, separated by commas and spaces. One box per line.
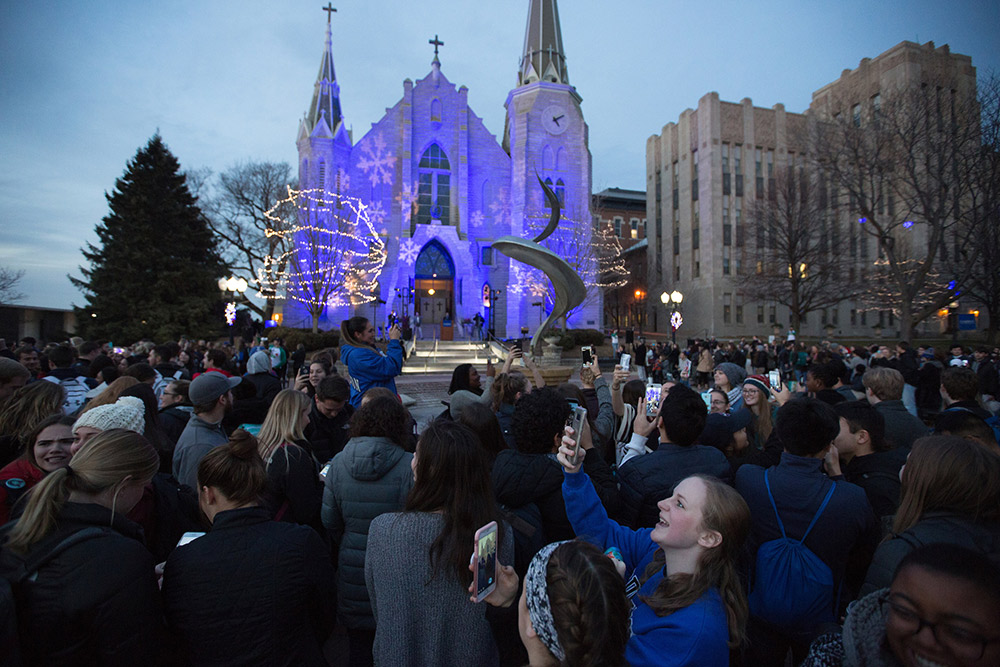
748, 470, 837, 631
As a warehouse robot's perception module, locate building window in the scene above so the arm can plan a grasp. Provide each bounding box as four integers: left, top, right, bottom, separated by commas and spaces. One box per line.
871, 93, 881, 118
675, 264, 681, 281
757, 305, 765, 324
769, 305, 776, 324
614, 217, 623, 237
630, 218, 639, 239
755, 148, 763, 198
318, 160, 326, 190
734, 145, 744, 197
852, 103, 861, 127
691, 150, 699, 201
832, 307, 839, 326
850, 309, 857, 326
417, 143, 451, 225
735, 200, 744, 246
723, 293, 732, 324
723, 246, 731, 275
693, 249, 700, 278
555, 179, 565, 206
481, 246, 494, 266
431, 98, 442, 122
861, 310, 867, 326
736, 295, 743, 324
766, 149, 775, 200
672, 162, 679, 209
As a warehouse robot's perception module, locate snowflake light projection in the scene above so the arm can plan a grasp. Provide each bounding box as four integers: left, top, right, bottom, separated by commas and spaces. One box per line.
224, 302, 237, 326
365, 200, 387, 231
396, 182, 418, 226
470, 210, 485, 227
670, 311, 683, 331
489, 187, 511, 226
399, 239, 420, 265
257, 187, 387, 311
357, 134, 395, 187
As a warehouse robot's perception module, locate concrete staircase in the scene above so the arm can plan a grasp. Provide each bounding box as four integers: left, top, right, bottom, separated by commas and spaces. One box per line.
400, 339, 500, 374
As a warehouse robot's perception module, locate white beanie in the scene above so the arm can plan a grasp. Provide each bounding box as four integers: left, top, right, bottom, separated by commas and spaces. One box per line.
73, 396, 146, 435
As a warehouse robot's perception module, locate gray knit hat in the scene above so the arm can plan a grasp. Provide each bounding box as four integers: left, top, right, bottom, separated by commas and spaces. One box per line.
72, 396, 146, 435
714, 362, 747, 388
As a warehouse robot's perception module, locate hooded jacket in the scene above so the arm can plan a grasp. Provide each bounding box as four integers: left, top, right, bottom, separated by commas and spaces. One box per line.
321, 435, 413, 629
242, 351, 281, 405
340, 341, 404, 407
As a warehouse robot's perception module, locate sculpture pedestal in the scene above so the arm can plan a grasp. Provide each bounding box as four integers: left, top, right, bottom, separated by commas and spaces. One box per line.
536, 365, 574, 387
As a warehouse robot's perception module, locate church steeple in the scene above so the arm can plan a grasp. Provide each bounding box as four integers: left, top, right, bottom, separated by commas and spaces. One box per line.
518, 0, 569, 86
306, 5, 344, 138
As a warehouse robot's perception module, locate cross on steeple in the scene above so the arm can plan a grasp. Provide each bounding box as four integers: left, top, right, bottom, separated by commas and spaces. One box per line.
322, 3, 336, 24
429, 34, 444, 58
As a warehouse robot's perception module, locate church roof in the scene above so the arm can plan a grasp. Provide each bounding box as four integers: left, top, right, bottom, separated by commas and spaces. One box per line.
306, 19, 344, 137
518, 0, 569, 86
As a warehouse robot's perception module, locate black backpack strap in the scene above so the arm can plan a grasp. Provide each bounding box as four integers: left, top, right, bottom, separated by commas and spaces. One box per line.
13, 527, 111, 584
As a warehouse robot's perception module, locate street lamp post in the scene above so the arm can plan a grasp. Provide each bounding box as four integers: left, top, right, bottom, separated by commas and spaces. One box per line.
660, 289, 684, 344
633, 288, 646, 331
219, 276, 249, 343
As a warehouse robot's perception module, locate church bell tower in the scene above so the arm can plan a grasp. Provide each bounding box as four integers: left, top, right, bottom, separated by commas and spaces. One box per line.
504, 0, 599, 329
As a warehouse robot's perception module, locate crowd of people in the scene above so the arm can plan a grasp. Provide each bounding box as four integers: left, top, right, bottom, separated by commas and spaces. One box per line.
0, 324, 998, 666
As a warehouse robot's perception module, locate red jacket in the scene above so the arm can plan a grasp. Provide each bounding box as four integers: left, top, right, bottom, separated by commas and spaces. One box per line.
0, 458, 45, 524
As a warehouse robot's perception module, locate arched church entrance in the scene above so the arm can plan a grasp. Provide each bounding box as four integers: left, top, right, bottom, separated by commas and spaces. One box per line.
414, 240, 455, 326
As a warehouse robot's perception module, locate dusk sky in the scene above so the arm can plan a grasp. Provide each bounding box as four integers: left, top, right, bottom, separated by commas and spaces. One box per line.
2, 0, 998, 310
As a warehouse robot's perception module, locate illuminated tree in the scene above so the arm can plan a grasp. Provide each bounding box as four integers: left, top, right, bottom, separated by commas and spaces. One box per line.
258, 188, 387, 333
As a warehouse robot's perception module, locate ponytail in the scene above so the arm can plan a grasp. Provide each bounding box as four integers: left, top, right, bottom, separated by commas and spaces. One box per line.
6, 429, 159, 554
491, 371, 529, 411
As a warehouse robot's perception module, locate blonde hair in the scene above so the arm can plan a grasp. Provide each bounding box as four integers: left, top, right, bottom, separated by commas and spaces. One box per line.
79, 376, 140, 414
863, 366, 904, 401
257, 389, 312, 464
5, 429, 159, 554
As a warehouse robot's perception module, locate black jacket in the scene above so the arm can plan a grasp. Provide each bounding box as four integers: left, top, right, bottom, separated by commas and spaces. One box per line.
0, 502, 164, 665
242, 371, 281, 406
873, 400, 929, 450
162, 507, 335, 666
159, 404, 193, 446
492, 448, 619, 542
618, 442, 733, 529
304, 402, 354, 466
861, 511, 1000, 597
837, 448, 906, 520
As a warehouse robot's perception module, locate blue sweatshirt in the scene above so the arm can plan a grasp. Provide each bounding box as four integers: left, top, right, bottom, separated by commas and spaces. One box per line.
340, 341, 404, 407
562, 470, 730, 667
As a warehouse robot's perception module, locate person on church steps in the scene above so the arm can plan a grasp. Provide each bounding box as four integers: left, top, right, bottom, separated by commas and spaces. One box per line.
339, 316, 403, 408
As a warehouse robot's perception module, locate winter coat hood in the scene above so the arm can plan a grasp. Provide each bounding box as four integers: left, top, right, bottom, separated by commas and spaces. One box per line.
341, 436, 408, 482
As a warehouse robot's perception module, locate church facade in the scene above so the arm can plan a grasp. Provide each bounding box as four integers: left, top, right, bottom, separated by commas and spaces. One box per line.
283, 0, 600, 337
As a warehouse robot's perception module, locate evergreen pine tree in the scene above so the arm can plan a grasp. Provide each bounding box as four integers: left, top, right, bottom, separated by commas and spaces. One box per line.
72, 134, 225, 342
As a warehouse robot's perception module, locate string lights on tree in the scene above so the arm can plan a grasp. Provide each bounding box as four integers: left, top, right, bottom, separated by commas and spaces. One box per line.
257, 187, 387, 332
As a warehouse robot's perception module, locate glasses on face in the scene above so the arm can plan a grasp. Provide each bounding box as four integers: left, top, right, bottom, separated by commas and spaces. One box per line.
882, 592, 1000, 661
742, 388, 759, 396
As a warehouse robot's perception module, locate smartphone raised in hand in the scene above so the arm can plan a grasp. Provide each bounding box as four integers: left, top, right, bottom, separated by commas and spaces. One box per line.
472, 521, 499, 603
582, 346, 593, 365
620, 353, 631, 373
565, 405, 588, 465
768, 370, 781, 391
645, 384, 662, 417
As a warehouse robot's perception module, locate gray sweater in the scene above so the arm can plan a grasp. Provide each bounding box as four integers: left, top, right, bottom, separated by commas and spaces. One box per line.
365, 512, 513, 667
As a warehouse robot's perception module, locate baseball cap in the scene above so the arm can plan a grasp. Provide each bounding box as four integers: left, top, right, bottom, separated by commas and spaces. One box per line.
189, 371, 242, 405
